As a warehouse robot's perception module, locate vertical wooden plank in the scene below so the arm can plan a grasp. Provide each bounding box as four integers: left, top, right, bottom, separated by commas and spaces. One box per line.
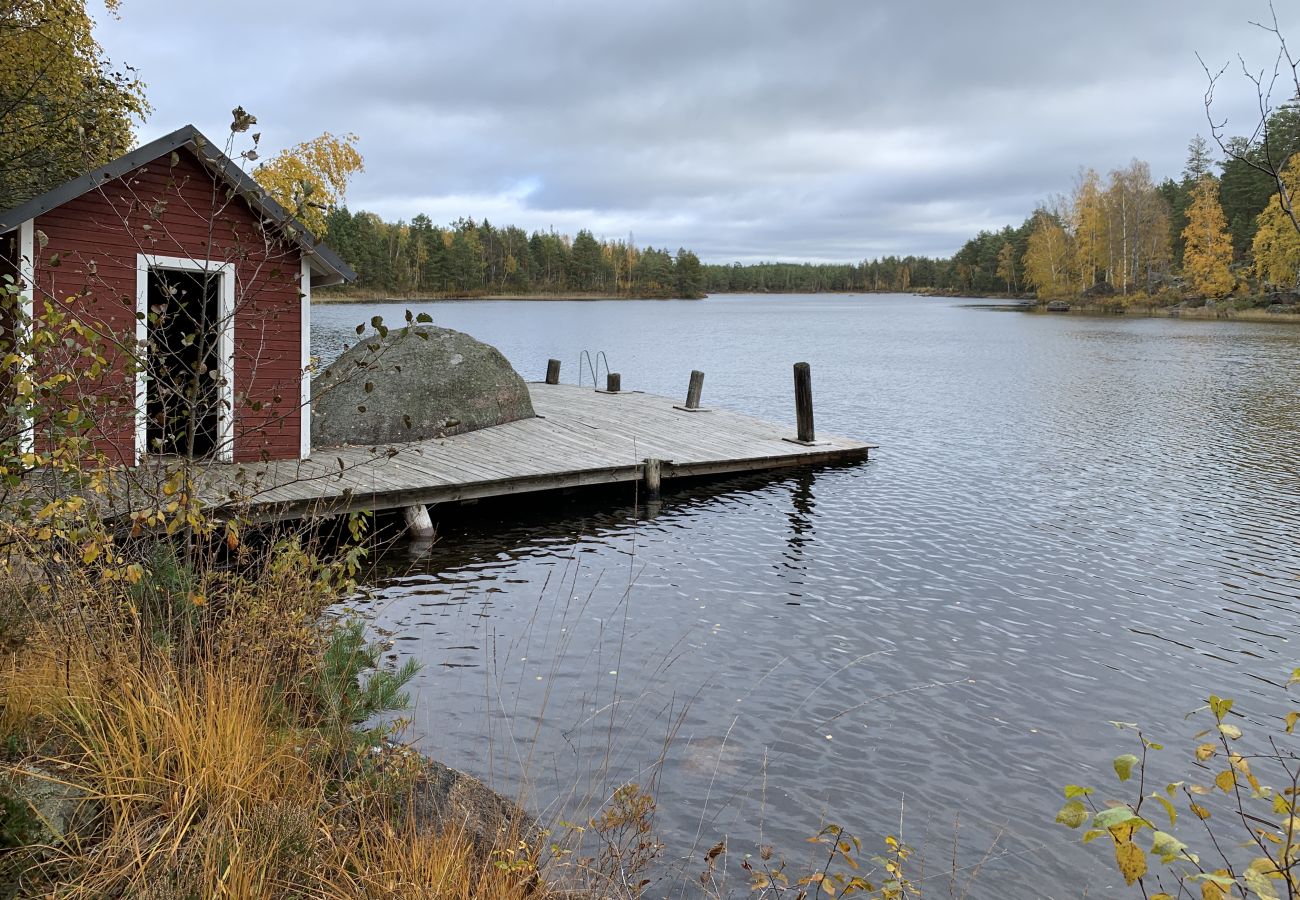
794, 362, 815, 443
643, 457, 662, 500
686, 370, 704, 409
545, 359, 561, 384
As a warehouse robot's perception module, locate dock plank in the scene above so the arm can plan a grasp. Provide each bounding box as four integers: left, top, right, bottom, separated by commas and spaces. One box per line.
197, 384, 875, 520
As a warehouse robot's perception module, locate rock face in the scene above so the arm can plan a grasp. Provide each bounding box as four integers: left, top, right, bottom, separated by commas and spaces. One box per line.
401, 759, 541, 856
312, 326, 535, 448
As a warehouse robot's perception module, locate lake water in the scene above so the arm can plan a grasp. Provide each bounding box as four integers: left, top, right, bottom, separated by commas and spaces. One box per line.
312, 294, 1300, 897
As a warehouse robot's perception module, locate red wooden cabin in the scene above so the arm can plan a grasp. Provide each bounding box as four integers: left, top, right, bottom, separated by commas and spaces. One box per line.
0, 125, 355, 465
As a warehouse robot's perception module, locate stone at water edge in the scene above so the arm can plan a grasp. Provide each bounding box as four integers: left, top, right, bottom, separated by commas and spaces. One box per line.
311, 325, 535, 448
400, 758, 542, 860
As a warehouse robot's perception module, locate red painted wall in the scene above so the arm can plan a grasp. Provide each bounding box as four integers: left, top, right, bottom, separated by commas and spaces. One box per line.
29, 149, 304, 464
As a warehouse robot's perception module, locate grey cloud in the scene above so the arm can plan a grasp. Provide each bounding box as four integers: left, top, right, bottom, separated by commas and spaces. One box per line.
99, 0, 1300, 261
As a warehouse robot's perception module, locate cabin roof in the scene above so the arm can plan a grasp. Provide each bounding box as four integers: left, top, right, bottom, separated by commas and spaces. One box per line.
0, 124, 356, 286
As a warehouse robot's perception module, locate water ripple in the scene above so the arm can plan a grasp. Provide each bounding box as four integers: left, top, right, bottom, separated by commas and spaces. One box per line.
319, 295, 1300, 897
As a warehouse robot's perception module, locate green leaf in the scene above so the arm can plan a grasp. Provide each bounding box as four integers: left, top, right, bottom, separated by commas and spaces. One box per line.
1151, 793, 1177, 827
1094, 806, 1145, 831
1064, 784, 1093, 799
1056, 800, 1088, 829
1208, 695, 1234, 719
1151, 830, 1189, 864
1081, 829, 1106, 844
1244, 869, 1281, 899
1114, 754, 1140, 782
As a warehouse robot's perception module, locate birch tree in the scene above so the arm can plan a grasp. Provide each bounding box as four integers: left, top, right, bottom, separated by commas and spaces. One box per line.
1181, 176, 1235, 296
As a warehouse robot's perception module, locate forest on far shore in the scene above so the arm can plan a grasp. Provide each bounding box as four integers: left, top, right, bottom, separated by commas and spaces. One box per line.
322, 107, 1300, 305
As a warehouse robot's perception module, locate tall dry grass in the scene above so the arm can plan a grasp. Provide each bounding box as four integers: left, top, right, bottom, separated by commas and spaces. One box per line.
0, 529, 549, 899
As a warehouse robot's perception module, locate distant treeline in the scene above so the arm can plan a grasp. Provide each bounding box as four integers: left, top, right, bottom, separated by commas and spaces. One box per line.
323, 105, 1298, 304
944, 107, 1300, 302
321, 204, 958, 298
700, 257, 956, 294
320, 209, 705, 299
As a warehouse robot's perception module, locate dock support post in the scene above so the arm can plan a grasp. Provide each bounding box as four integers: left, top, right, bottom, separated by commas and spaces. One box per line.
545, 359, 561, 384
794, 362, 815, 443
403, 504, 435, 540
685, 370, 704, 409
606, 372, 621, 393
643, 457, 663, 500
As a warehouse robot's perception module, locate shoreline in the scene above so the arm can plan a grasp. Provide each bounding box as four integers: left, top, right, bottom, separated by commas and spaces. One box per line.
1002, 300, 1300, 324
314, 291, 704, 303
314, 289, 1300, 324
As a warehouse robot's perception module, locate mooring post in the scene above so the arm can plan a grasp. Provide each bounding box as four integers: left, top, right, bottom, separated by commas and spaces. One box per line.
545, 358, 561, 384
685, 370, 704, 409
403, 504, 435, 540
643, 457, 663, 500
606, 372, 621, 393
794, 361, 815, 443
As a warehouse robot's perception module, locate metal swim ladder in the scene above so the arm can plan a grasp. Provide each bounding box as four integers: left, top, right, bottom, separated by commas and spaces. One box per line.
578, 350, 610, 388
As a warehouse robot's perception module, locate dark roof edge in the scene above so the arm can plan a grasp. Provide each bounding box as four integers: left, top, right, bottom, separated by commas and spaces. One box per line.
0, 124, 356, 284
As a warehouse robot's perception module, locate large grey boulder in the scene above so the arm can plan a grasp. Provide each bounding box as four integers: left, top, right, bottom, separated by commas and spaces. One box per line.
400, 758, 541, 856
312, 325, 535, 448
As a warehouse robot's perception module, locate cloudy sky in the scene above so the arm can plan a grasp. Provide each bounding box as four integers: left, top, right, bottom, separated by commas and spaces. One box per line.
95, 1, 1300, 263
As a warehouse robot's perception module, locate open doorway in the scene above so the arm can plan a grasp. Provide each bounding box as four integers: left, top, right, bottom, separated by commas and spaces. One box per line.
145, 267, 224, 458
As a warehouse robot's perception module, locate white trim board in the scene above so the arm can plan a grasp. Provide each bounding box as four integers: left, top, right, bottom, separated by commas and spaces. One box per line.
300, 257, 312, 460
134, 254, 236, 464
16, 220, 34, 455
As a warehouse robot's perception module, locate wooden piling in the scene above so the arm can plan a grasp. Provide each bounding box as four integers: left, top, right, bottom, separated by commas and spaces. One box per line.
545, 358, 561, 384
794, 362, 815, 443
685, 370, 704, 409
403, 504, 435, 540
606, 372, 621, 393
643, 457, 663, 500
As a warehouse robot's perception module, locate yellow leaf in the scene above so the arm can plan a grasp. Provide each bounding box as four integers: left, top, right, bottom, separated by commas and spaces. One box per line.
1196, 743, 1218, 761
81, 542, 100, 565
1115, 840, 1147, 885
1216, 769, 1237, 793
1287, 711, 1299, 735
1219, 723, 1242, 740
1191, 802, 1211, 820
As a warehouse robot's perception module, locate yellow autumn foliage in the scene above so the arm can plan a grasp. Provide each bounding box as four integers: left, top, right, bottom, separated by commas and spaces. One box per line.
1022, 211, 1073, 299
0, 0, 149, 208
254, 132, 365, 237
1181, 176, 1235, 297
1252, 156, 1300, 290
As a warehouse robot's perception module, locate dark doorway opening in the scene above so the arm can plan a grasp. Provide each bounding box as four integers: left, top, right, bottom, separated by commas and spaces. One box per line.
146, 268, 221, 458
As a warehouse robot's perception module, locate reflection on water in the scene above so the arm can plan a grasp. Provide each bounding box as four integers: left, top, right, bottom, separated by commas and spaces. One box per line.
318, 295, 1300, 896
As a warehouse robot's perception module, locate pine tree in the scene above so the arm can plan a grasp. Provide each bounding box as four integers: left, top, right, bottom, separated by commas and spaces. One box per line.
996, 241, 1018, 292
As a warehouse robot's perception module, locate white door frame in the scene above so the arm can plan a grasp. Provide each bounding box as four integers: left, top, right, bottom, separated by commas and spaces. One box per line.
135, 254, 236, 464
300, 257, 312, 460
15, 220, 35, 455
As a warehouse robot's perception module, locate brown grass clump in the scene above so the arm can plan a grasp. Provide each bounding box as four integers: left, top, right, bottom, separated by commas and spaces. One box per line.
0, 529, 551, 900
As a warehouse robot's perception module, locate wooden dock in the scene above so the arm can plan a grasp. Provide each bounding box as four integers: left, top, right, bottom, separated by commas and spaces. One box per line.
200, 382, 875, 523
